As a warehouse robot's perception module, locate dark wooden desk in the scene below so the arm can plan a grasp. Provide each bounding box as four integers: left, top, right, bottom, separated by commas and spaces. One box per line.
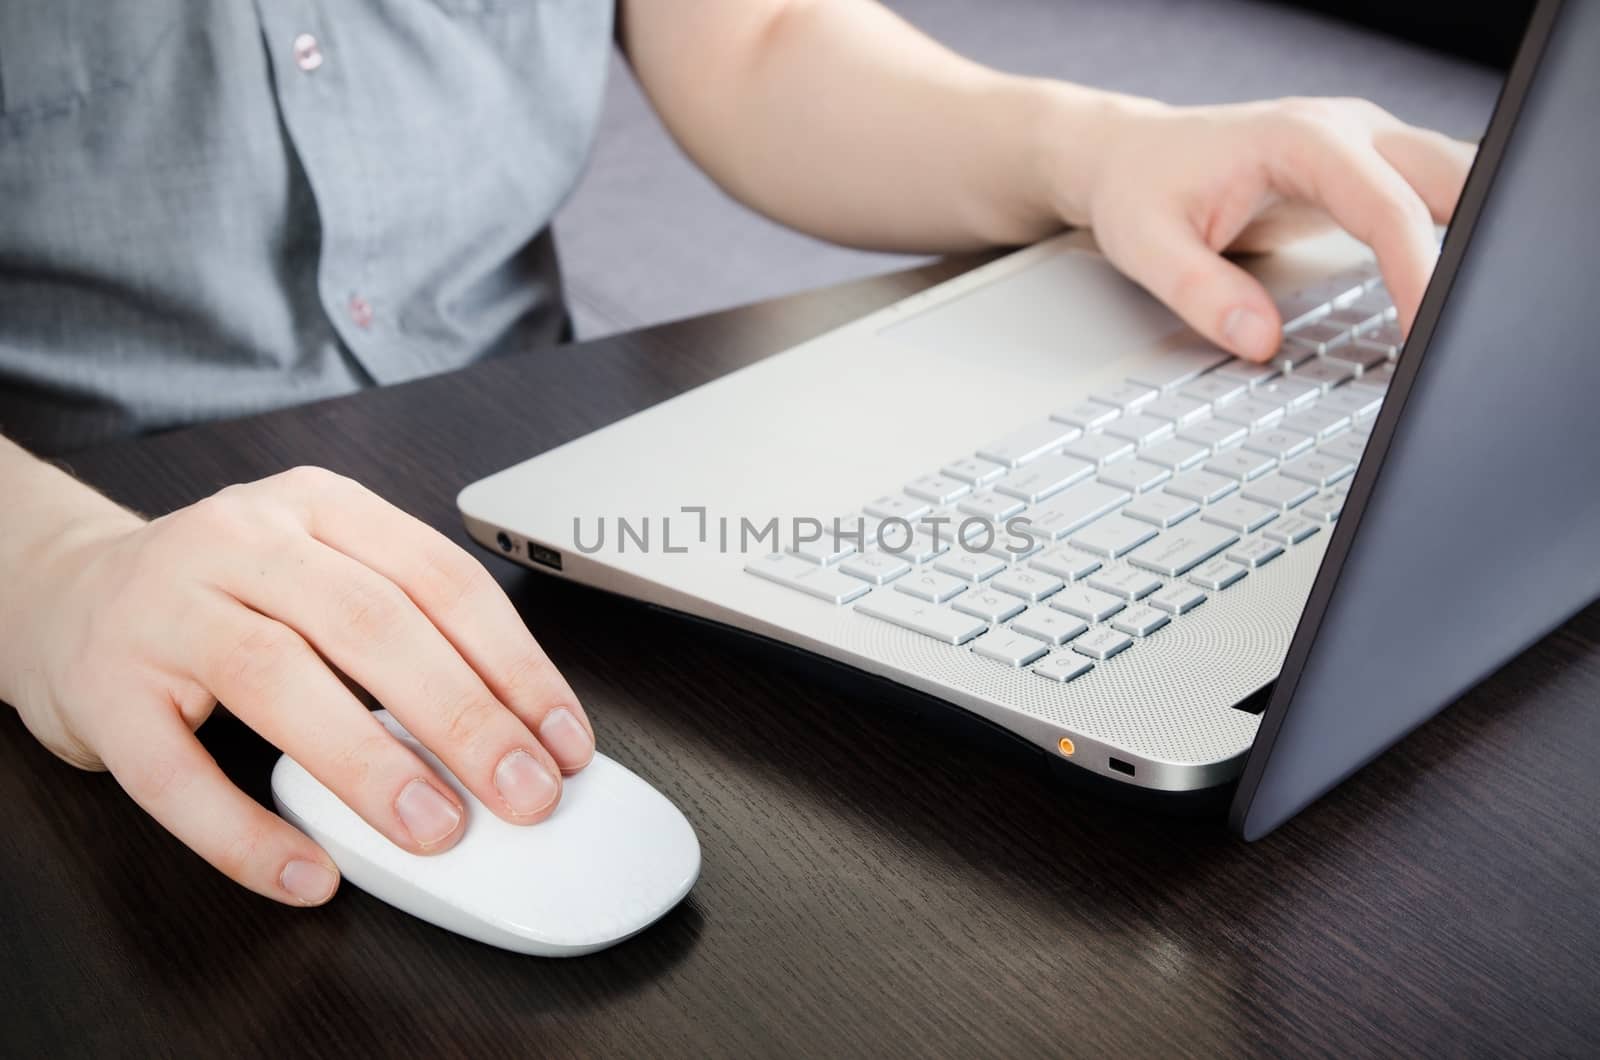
4, 259, 1598, 1057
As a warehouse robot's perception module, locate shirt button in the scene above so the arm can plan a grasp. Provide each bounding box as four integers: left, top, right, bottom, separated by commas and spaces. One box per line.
293, 33, 324, 73
347, 295, 374, 329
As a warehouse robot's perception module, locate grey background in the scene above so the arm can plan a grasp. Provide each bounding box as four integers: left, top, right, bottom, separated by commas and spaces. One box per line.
552, 0, 1504, 340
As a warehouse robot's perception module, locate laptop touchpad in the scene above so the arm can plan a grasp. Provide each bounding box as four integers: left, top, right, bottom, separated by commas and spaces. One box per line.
878, 248, 1180, 376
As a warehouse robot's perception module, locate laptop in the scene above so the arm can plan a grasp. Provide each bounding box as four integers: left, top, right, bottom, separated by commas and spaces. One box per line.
459, 0, 1598, 838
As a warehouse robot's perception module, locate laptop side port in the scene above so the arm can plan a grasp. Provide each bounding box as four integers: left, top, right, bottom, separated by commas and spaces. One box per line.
527, 542, 564, 571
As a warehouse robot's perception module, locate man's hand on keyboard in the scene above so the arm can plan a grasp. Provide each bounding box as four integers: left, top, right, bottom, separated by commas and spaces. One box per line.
0, 460, 595, 907
1065, 95, 1475, 362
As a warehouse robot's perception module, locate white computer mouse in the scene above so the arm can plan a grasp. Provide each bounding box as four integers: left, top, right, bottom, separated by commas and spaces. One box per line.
270, 709, 700, 957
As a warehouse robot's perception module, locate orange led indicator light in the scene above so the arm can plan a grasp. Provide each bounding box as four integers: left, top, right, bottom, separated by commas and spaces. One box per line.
1058, 736, 1076, 757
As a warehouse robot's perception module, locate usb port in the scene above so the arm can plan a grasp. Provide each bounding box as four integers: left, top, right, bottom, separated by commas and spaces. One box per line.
527, 542, 563, 571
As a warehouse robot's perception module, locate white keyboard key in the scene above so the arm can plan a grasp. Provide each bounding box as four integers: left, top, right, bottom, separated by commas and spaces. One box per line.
1125, 522, 1238, 577
1300, 492, 1346, 522
1214, 397, 1285, 431
1256, 377, 1321, 410
1190, 373, 1248, 406
977, 421, 1081, 467
1064, 432, 1136, 467
791, 533, 855, 565
957, 491, 1026, 522
1111, 604, 1170, 638
970, 628, 1051, 667
1031, 546, 1102, 582
839, 551, 911, 584
904, 474, 971, 505
856, 589, 986, 645
1364, 362, 1395, 387
1242, 427, 1314, 462
1202, 497, 1278, 534
1031, 652, 1095, 684
1090, 381, 1158, 411
1319, 433, 1368, 465
1290, 357, 1358, 391
1150, 583, 1207, 615
1142, 394, 1209, 426
1098, 459, 1172, 495
1126, 343, 1229, 392
1279, 406, 1350, 442
894, 569, 969, 603
1207, 362, 1276, 391
1264, 516, 1321, 545
952, 588, 1028, 624
1205, 449, 1277, 482
890, 529, 951, 564
1275, 338, 1321, 369
993, 453, 1094, 502
1275, 293, 1333, 332
1317, 386, 1383, 421
1010, 606, 1089, 647
941, 455, 1006, 486
1051, 400, 1120, 430
1284, 320, 1353, 357
933, 551, 1006, 582
1327, 341, 1391, 371
1177, 418, 1247, 451
864, 494, 930, 520
1122, 492, 1199, 529
990, 567, 1065, 602
1072, 627, 1134, 661
1049, 585, 1126, 623
746, 554, 870, 604
1140, 437, 1208, 471
1281, 450, 1356, 488
1069, 514, 1157, 558
1165, 468, 1238, 505
1188, 557, 1248, 591
1241, 473, 1317, 511
1028, 481, 1130, 540
1227, 538, 1285, 568
1087, 566, 1163, 601
1103, 414, 1175, 446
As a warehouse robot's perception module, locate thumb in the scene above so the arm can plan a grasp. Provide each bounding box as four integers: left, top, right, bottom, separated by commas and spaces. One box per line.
1102, 213, 1283, 362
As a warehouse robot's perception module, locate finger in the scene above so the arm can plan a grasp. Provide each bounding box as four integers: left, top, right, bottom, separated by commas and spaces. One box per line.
1373, 125, 1477, 224
199, 599, 469, 852
98, 704, 341, 906
283, 468, 594, 772
225, 536, 568, 824
1275, 131, 1440, 332
1101, 210, 1284, 362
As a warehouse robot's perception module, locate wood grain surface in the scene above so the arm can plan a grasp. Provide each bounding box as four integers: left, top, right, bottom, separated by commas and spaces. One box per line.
3, 256, 1597, 1057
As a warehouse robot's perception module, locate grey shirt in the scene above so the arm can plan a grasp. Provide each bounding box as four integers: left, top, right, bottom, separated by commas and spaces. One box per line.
0, 1, 613, 455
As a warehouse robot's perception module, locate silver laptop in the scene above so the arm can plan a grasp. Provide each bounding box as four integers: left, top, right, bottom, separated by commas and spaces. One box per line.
460, 0, 1598, 837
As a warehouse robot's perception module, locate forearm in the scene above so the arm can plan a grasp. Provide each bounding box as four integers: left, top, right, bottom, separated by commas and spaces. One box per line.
0, 436, 141, 705
622, 0, 1154, 253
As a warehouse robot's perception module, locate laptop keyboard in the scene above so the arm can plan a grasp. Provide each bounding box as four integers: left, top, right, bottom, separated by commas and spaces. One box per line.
746, 264, 1394, 687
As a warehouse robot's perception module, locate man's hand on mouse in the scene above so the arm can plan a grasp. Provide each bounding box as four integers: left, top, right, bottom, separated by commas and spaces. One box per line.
2, 463, 594, 907
1042, 93, 1475, 362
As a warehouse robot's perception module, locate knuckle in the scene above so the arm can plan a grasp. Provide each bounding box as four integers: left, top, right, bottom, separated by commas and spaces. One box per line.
332, 577, 405, 644
499, 649, 557, 708
124, 755, 184, 804
213, 621, 300, 701
413, 539, 489, 616
274, 464, 357, 504
437, 689, 498, 747
326, 729, 393, 790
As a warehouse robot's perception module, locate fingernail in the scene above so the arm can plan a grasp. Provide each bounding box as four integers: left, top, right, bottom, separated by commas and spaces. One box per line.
280, 859, 337, 905
1222, 307, 1278, 361
494, 749, 560, 816
395, 779, 462, 848
539, 708, 594, 771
